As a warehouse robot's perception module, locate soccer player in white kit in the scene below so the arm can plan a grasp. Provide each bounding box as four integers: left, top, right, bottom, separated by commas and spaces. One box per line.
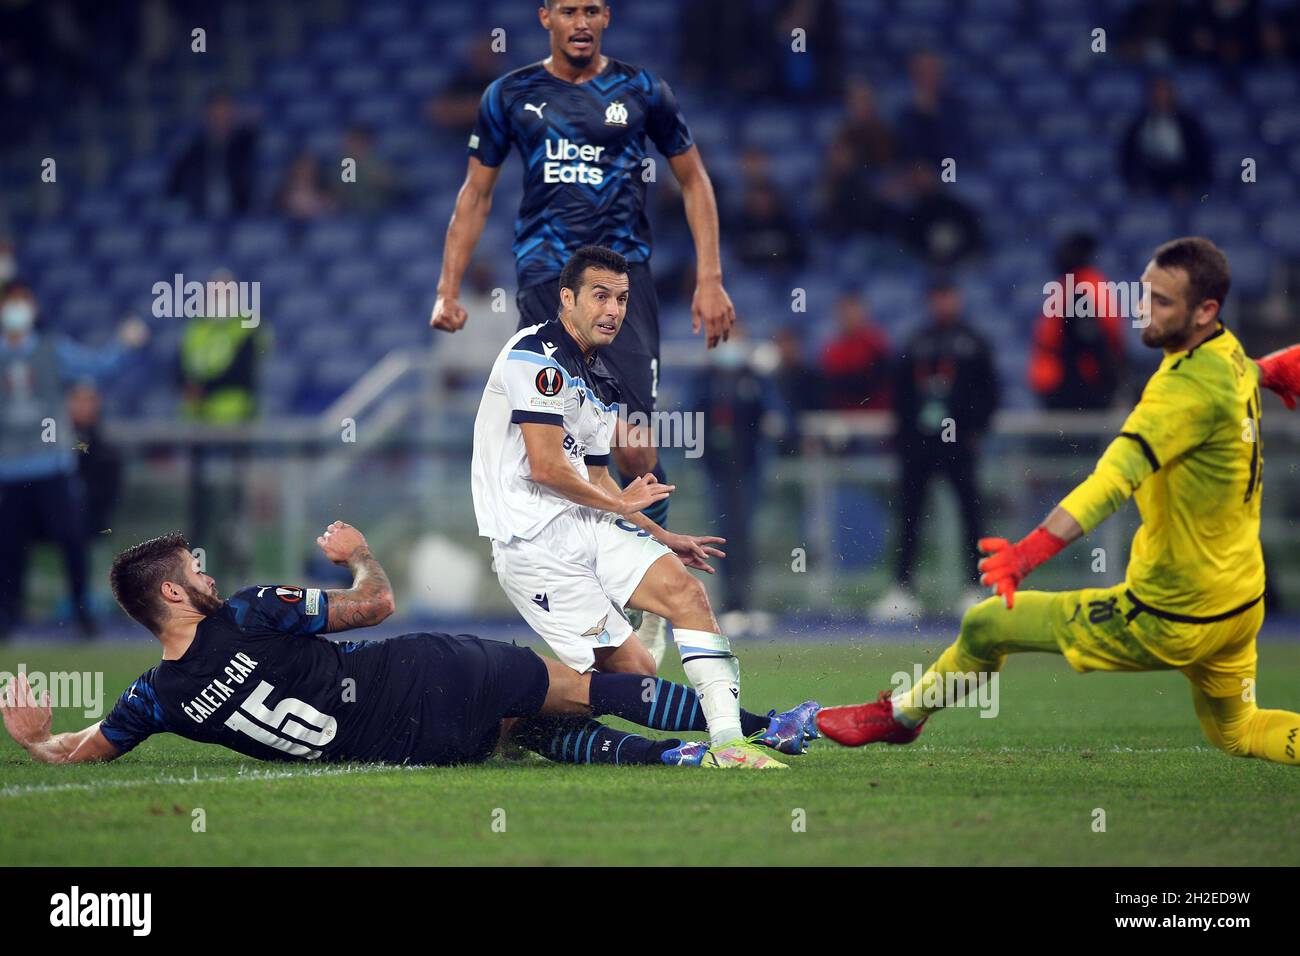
471, 246, 818, 768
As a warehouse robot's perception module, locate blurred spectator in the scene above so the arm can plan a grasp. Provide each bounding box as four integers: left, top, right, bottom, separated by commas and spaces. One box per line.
1120, 0, 1187, 64
427, 37, 503, 134
176, 271, 263, 424
820, 294, 892, 410
0, 281, 147, 638
768, 324, 820, 455
732, 152, 805, 274
898, 163, 985, 267
1188, 0, 1265, 69
896, 51, 970, 165
694, 331, 769, 631
680, 1, 774, 97
276, 151, 338, 221
817, 136, 892, 239
1120, 76, 1212, 199
338, 126, 403, 215
67, 381, 122, 538
835, 80, 898, 170
176, 270, 265, 584
871, 280, 999, 620
0, 237, 15, 285
773, 0, 845, 100
166, 91, 259, 217
1029, 232, 1126, 411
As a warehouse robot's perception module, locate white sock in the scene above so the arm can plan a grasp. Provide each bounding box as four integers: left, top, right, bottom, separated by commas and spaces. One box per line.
673, 628, 743, 746
889, 695, 922, 729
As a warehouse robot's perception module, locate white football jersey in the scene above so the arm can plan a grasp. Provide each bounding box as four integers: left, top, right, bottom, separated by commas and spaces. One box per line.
471, 320, 621, 543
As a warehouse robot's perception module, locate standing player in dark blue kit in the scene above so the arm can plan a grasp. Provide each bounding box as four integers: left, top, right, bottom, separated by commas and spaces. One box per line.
1, 523, 793, 768
430, 1, 736, 660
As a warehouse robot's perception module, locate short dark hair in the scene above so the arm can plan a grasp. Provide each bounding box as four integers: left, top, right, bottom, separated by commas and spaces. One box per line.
110, 532, 193, 634
558, 245, 628, 300
0, 278, 32, 300
1153, 236, 1231, 311
1055, 231, 1098, 274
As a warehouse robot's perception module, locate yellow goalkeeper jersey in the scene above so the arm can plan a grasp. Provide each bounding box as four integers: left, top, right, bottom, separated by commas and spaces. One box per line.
1060, 324, 1265, 624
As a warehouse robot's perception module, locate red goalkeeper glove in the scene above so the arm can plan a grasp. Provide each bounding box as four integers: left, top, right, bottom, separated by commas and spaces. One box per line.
978, 528, 1067, 609
1258, 344, 1300, 410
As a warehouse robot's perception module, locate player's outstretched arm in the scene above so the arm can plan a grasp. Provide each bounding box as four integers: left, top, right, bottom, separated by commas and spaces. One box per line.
317, 521, 396, 633
668, 147, 735, 349
978, 507, 1082, 609
590, 465, 725, 573
0, 672, 120, 764
520, 423, 673, 515
431, 157, 502, 332
1257, 343, 1300, 409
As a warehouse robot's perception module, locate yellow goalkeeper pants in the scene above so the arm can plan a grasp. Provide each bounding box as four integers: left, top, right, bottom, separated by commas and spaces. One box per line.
895, 583, 1299, 765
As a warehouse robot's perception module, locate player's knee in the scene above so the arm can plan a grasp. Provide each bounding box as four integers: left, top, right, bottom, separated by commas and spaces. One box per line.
542, 659, 592, 716
1192, 691, 1257, 758
662, 574, 711, 625
957, 596, 1004, 660
1201, 712, 1254, 757
595, 640, 657, 677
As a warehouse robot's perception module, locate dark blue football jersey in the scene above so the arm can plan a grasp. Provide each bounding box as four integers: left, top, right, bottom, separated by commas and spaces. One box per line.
468, 58, 694, 290
99, 586, 454, 764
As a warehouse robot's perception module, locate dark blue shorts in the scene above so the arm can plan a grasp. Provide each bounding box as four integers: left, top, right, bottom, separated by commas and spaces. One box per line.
517, 260, 661, 416
343, 633, 550, 766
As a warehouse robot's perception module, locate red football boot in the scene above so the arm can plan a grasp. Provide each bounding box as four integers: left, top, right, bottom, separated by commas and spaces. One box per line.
815, 691, 926, 747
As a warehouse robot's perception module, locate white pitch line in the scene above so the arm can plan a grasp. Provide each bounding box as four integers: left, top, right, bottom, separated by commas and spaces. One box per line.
0, 762, 430, 799
0, 745, 1220, 798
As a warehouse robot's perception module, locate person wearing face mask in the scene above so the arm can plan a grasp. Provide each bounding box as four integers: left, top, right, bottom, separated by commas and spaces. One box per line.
0, 280, 149, 639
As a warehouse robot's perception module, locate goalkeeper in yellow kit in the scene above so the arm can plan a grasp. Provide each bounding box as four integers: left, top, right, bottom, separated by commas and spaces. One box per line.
819, 237, 1300, 765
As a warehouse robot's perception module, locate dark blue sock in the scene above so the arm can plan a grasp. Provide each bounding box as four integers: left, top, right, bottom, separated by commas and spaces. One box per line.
589, 672, 769, 736
514, 716, 678, 765
641, 461, 670, 528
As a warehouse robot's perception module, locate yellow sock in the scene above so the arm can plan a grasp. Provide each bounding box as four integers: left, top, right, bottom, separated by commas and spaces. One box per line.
893, 640, 1002, 724
1245, 709, 1300, 765
1192, 689, 1300, 766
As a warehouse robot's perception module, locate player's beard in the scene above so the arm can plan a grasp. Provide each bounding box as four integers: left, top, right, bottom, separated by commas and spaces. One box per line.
1140, 309, 1194, 350
185, 583, 222, 615
561, 32, 596, 69
561, 47, 594, 69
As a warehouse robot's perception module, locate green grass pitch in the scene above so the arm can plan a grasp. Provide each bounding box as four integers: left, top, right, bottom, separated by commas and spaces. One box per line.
2, 635, 1298, 866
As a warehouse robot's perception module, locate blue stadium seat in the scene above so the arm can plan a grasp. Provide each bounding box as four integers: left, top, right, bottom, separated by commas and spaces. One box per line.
1262, 207, 1300, 255
230, 221, 291, 261
24, 224, 79, 262
326, 258, 382, 293
302, 220, 366, 258
91, 224, 149, 259
1244, 70, 1297, 109
158, 223, 218, 260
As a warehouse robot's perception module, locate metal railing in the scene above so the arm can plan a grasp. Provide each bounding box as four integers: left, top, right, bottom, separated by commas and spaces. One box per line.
93, 348, 1300, 613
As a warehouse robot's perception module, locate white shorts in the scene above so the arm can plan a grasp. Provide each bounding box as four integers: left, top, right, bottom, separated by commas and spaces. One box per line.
491, 508, 672, 671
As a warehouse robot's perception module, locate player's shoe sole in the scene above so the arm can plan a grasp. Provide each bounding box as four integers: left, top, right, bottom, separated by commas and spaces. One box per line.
756, 700, 823, 755
701, 740, 788, 769
816, 691, 926, 747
